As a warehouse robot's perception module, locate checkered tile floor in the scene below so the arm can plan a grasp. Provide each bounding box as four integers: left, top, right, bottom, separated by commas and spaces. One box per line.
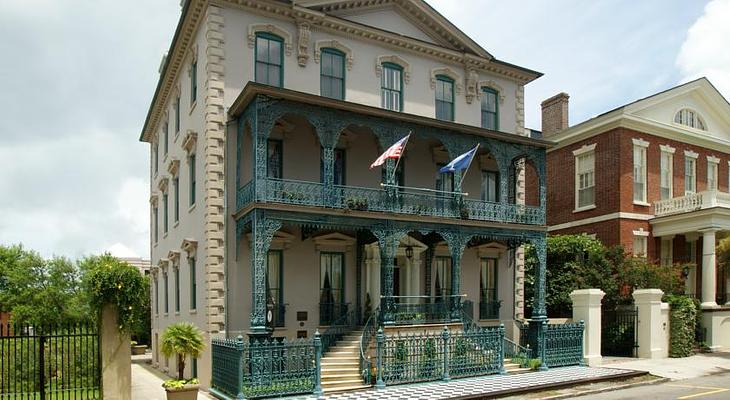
290, 366, 634, 400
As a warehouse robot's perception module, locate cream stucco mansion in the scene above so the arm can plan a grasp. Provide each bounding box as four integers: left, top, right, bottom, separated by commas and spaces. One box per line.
140, 0, 551, 389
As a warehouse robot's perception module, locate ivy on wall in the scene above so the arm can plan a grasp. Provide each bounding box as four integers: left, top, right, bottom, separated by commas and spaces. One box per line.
665, 295, 698, 358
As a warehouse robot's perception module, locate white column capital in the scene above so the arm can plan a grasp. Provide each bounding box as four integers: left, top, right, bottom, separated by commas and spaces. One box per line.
632, 289, 664, 305
570, 289, 605, 306
699, 227, 721, 235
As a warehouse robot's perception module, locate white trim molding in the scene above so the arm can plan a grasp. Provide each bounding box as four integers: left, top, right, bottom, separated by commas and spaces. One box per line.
632, 138, 650, 148
476, 80, 505, 104
313, 39, 354, 70
572, 143, 597, 156
707, 155, 720, 164
632, 228, 650, 237
659, 144, 676, 154
247, 23, 293, 56
549, 212, 654, 232
430, 67, 463, 94
685, 149, 699, 159
375, 55, 411, 84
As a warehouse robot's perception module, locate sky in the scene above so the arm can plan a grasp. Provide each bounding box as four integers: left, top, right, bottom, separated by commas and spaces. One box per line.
0, 0, 728, 260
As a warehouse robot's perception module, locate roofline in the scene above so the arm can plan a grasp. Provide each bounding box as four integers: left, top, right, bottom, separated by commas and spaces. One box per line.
229, 82, 555, 149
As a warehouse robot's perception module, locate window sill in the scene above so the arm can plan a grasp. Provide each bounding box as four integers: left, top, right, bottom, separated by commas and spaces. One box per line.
173, 220, 179, 228
573, 205, 596, 213
189, 101, 197, 115
153, 242, 158, 248
478, 318, 500, 322
188, 203, 196, 213
633, 201, 651, 207
189, 309, 197, 315
174, 312, 180, 316
163, 232, 168, 239
164, 313, 169, 317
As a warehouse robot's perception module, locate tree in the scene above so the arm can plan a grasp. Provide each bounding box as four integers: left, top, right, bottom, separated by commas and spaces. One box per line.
160, 322, 204, 381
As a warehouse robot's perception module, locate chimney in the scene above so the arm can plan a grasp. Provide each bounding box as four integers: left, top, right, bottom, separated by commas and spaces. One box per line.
541, 92, 570, 136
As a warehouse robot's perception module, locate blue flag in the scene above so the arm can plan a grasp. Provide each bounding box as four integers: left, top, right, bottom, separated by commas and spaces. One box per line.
439, 145, 478, 173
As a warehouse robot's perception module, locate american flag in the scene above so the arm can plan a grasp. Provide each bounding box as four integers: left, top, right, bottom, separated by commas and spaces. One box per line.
369, 134, 411, 169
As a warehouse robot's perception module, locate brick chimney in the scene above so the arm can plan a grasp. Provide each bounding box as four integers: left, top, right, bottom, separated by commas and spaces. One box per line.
541, 92, 570, 136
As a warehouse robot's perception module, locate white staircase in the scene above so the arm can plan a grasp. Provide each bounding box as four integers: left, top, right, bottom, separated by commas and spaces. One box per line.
320, 329, 371, 393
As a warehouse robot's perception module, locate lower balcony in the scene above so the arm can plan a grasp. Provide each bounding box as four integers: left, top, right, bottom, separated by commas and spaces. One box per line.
654, 190, 730, 217
237, 178, 544, 225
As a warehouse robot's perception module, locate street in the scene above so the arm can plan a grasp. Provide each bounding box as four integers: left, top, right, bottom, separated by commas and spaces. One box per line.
574, 371, 730, 400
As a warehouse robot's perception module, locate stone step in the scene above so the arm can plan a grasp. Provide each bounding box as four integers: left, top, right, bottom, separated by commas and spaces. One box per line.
322, 384, 371, 394
507, 367, 533, 374
503, 363, 522, 369
321, 373, 362, 381
321, 360, 360, 367
322, 354, 359, 360
321, 366, 360, 373
321, 379, 366, 388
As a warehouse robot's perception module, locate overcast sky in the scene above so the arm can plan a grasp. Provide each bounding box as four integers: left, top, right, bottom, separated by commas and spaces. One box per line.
1, 0, 728, 260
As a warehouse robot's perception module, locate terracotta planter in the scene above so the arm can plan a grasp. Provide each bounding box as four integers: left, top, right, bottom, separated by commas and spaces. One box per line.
131, 345, 147, 355
165, 384, 199, 400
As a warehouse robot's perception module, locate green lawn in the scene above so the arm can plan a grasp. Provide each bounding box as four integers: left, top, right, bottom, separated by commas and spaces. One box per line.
0, 389, 100, 400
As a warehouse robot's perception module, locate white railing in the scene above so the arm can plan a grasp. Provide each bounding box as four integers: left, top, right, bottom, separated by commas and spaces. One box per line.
654, 190, 730, 217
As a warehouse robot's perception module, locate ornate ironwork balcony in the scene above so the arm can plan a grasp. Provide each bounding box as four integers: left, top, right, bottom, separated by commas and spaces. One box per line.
380, 295, 463, 325
237, 178, 545, 225
319, 302, 349, 326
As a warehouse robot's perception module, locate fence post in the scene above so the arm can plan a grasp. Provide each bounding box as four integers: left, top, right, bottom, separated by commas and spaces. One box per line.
579, 320, 586, 366
441, 326, 450, 382
498, 324, 506, 375
375, 328, 385, 389
633, 289, 666, 359
570, 289, 605, 366
100, 304, 131, 400
235, 335, 245, 400
539, 320, 548, 371
39, 333, 45, 400
314, 330, 323, 397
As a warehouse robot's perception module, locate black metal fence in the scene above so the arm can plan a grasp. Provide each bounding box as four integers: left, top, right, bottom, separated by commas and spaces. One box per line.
601, 307, 638, 357
0, 322, 101, 399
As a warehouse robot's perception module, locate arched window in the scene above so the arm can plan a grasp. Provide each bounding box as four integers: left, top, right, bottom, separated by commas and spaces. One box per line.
674, 108, 706, 130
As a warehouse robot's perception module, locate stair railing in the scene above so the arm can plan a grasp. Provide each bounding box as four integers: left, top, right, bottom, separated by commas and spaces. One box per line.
359, 307, 379, 385
320, 306, 357, 355
503, 337, 533, 367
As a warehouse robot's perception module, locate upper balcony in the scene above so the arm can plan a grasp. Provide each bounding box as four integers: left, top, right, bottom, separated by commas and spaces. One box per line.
654, 190, 730, 217
229, 84, 551, 227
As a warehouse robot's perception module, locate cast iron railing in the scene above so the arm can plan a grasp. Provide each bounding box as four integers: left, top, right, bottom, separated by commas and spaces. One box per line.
543, 321, 584, 368
211, 335, 321, 399
236, 178, 545, 225
376, 325, 503, 386
319, 302, 349, 326
503, 338, 533, 367
359, 309, 378, 385
381, 295, 463, 325
0, 322, 101, 399
320, 308, 358, 355
479, 299, 501, 320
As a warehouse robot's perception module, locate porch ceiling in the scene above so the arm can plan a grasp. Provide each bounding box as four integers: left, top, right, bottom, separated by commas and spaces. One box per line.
228, 82, 555, 149
650, 207, 730, 237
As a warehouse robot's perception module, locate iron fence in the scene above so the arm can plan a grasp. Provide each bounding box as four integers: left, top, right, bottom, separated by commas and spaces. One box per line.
320, 308, 358, 355
601, 307, 638, 357
381, 295, 462, 325
543, 321, 584, 368
211, 335, 320, 399
0, 322, 100, 400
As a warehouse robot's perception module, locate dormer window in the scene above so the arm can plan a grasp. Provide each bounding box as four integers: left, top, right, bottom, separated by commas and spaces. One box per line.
674, 109, 706, 131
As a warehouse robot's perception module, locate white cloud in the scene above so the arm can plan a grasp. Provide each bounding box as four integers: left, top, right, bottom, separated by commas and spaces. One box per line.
106, 243, 140, 258
677, 0, 730, 97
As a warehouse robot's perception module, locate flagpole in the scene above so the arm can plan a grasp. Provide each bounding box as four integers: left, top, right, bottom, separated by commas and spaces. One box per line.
458, 143, 480, 189
391, 132, 411, 185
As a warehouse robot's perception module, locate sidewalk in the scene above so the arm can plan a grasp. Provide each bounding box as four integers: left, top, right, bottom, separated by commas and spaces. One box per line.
601, 352, 730, 380
131, 355, 211, 400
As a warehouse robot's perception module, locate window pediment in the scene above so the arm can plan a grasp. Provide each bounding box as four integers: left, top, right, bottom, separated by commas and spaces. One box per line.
150, 192, 159, 206
313, 232, 356, 251
168, 250, 181, 265
247, 24, 293, 57
375, 55, 411, 84
314, 40, 354, 70
477, 80, 505, 104
182, 130, 197, 154
167, 158, 180, 176
475, 242, 507, 258
157, 176, 169, 192
430, 67, 462, 94
181, 238, 198, 257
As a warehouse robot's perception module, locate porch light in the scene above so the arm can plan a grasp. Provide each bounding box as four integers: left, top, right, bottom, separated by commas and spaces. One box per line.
406, 246, 413, 259
682, 265, 690, 278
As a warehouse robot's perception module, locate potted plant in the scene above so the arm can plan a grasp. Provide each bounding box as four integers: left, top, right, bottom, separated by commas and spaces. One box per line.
160, 322, 205, 400
130, 340, 147, 356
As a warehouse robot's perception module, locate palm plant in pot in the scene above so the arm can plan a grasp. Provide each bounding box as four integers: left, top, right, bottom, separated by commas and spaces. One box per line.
160, 322, 205, 400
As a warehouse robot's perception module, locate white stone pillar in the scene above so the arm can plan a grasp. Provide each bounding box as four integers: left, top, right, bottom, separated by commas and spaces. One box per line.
570, 289, 605, 366
101, 305, 131, 400
632, 289, 665, 359
700, 229, 718, 309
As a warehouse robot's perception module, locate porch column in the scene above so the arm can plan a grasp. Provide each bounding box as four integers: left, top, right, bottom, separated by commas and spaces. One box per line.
322, 146, 335, 206
700, 228, 719, 309
529, 235, 548, 370
444, 232, 469, 319
375, 229, 402, 324
249, 210, 282, 337
424, 245, 433, 301
410, 254, 421, 300
252, 105, 274, 203
685, 233, 698, 296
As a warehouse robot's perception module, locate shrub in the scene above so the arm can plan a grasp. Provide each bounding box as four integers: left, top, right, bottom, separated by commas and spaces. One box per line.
665, 295, 698, 358
160, 322, 205, 382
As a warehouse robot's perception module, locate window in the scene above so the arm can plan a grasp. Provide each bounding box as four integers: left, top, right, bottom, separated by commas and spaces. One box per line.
189, 154, 196, 206
267, 139, 283, 179
660, 151, 673, 200
575, 151, 595, 209
633, 144, 647, 203
175, 96, 180, 133
435, 75, 454, 121
163, 122, 169, 156
189, 257, 197, 310
708, 159, 719, 191
436, 165, 454, 193
173, 177, 179, 222
632, 233, 647, 257
382, 158, 404, 186
660, 239, 673, 267
479, 258, 498, 319
153, 206, 159, 243
320, 252, 344, 325
154, 143, 159, 175
434, 256, 451, 301
163, 193, 168, 234
686, 241, 697, 265
481, 88, 499, 130
267, 251, 284, 327
481, 171, 499, 202
381, 63, 403, 112
255, 33, 283, 87
192, 358, 198, 379
164, 272, 169, 314
190, 60, 197, 105
174, 267, 180, 313
685, 156, 697, 194
154, 276, 159, 315
674, 109, 706, 130
320, 148, 346, 185
320, 48, 345, 100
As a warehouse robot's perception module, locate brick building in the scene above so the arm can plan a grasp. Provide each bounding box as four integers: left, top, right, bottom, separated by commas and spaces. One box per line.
544, 78, 730, 308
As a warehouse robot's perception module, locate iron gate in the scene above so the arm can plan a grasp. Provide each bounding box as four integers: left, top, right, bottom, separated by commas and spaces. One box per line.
0, 322, 101, 399
601, 307, 638, 357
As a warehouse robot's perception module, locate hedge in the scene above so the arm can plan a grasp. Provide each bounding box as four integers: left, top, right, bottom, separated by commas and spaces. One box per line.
665, 295, 698, 357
